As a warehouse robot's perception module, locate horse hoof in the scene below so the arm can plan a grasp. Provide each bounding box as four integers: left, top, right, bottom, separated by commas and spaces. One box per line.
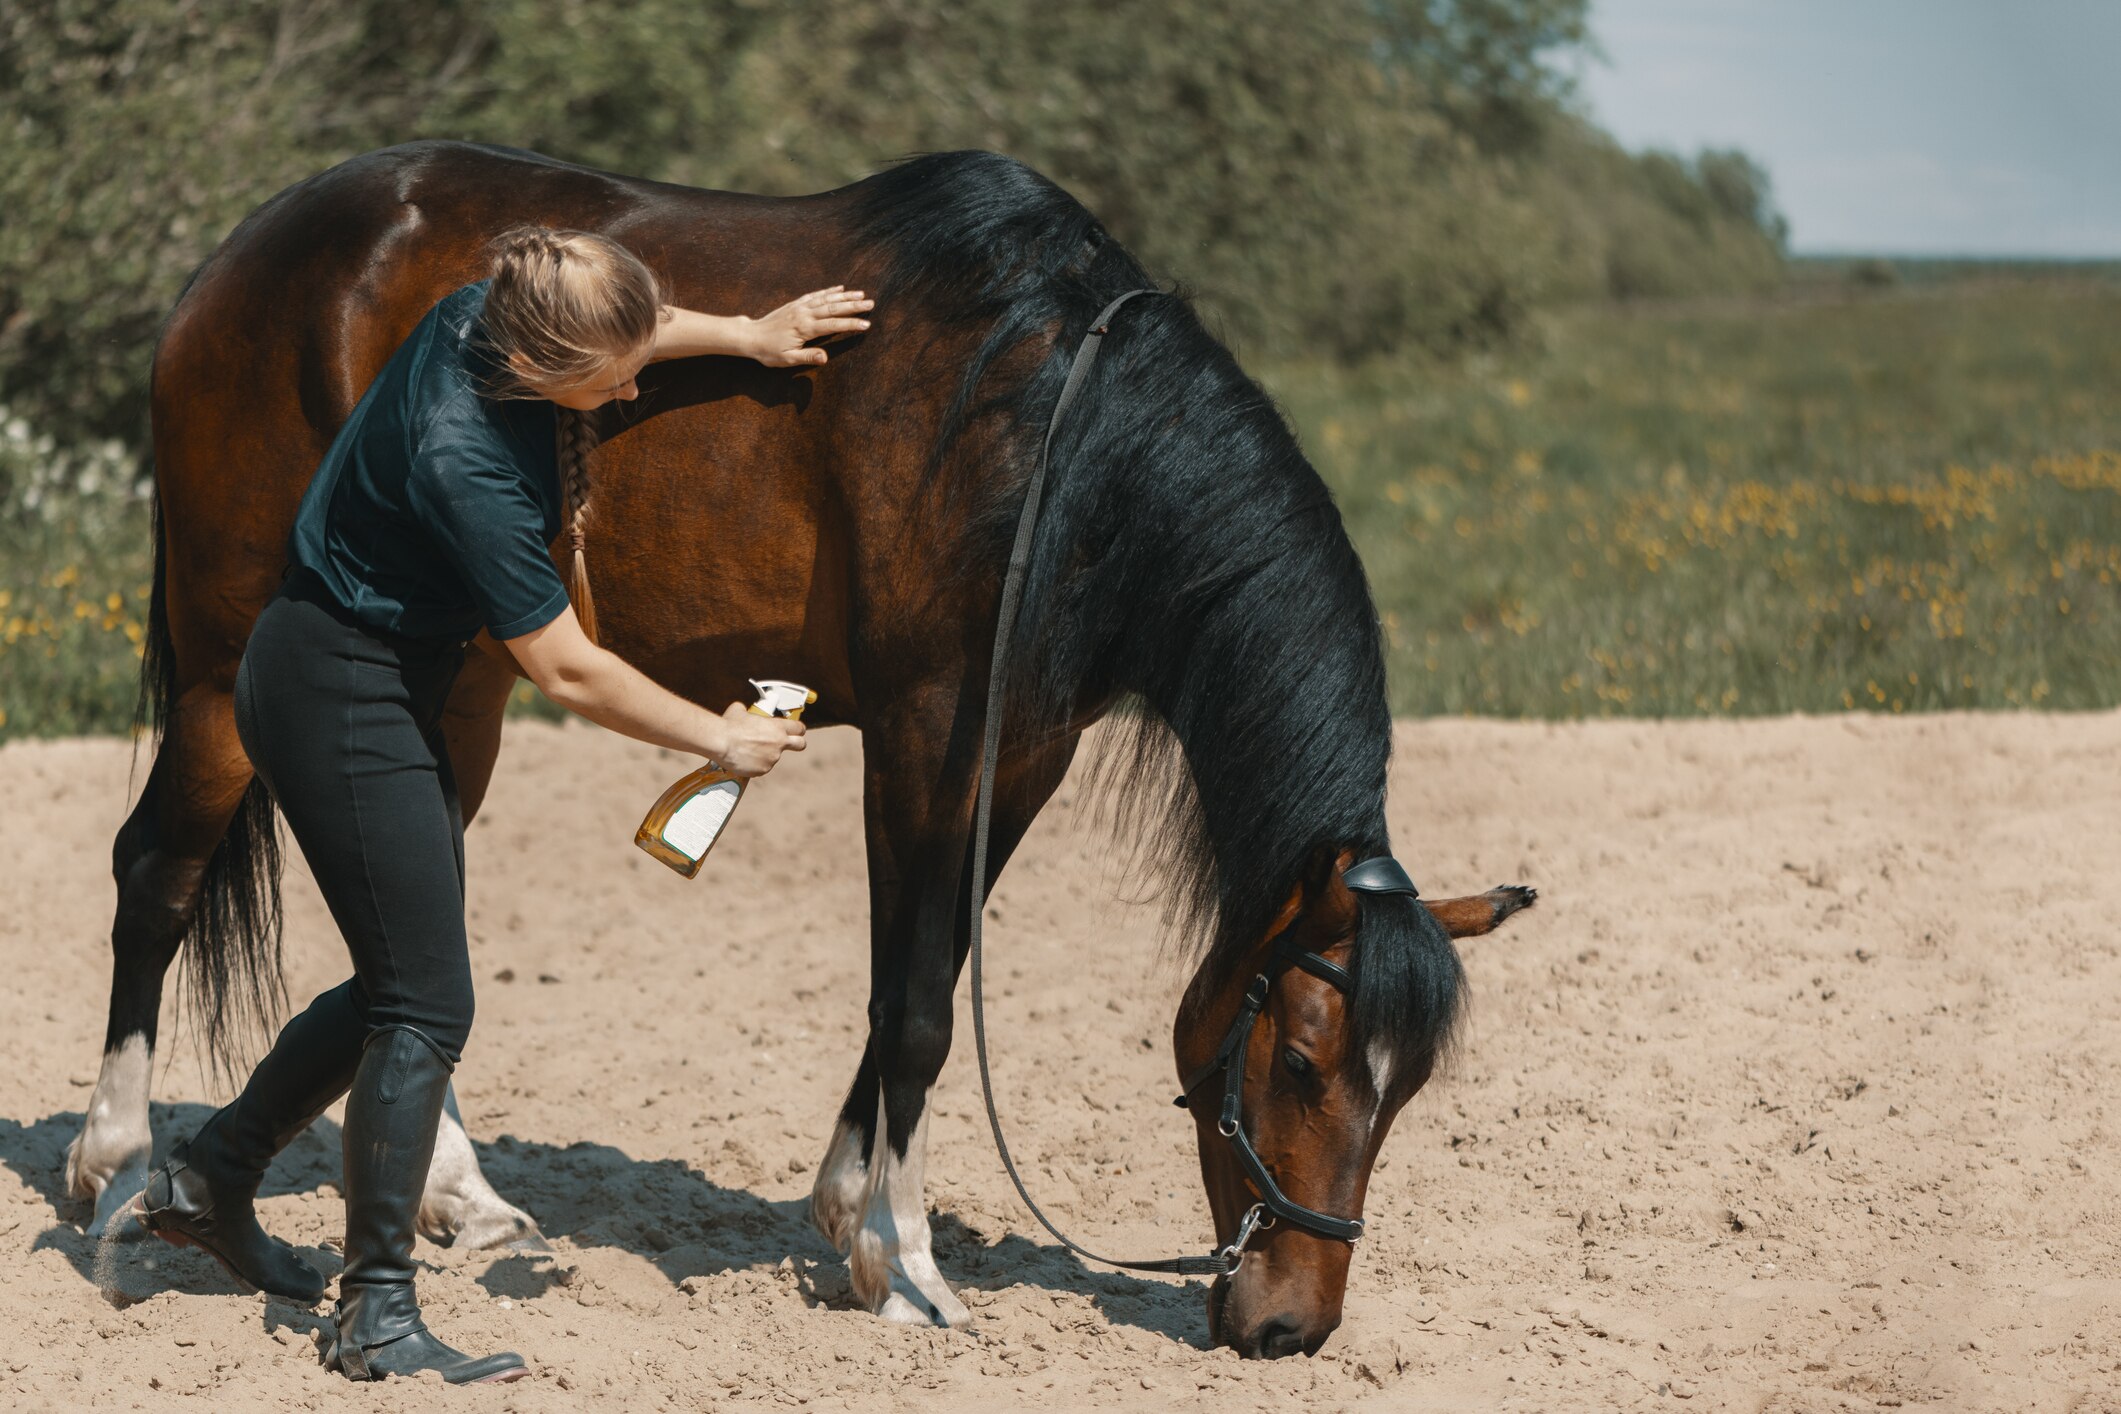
876, 1288, 970, 1329
98, 1186, 153, 1242
84, 1167, 153, 1239
446, 1205, 548, 1253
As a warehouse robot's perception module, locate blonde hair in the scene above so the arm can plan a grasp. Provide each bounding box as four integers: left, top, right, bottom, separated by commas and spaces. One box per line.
482, 226, 668, 643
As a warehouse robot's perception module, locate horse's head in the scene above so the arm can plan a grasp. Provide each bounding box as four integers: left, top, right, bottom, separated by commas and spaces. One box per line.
1174, 848, 1462, 1358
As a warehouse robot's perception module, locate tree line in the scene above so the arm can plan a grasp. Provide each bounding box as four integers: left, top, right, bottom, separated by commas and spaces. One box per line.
0, 0, 1785, 446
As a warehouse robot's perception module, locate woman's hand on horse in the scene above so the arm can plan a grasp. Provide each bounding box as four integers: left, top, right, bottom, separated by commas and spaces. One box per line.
710, 702, 807, 777
649, 291, 872, 367
747, 287, 874, 367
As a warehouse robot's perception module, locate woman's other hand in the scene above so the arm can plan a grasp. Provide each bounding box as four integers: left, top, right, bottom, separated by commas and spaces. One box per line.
749, 287, 874, 367
711, 701, 806, 777
501, 606, 808, 772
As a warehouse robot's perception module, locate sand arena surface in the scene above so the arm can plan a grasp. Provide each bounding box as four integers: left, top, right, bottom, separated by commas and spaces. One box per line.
2, 714, 2118, 1411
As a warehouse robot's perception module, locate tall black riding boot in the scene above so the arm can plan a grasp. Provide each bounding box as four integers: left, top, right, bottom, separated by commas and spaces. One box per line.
323, 1026, 526, 1385
134, 982, 366, 1302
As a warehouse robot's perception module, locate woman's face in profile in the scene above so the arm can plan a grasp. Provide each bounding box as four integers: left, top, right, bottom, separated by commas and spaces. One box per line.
514, 343, 653, 411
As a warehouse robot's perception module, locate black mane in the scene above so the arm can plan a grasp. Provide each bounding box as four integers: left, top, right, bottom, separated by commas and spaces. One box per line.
849, 151, 1462, 1083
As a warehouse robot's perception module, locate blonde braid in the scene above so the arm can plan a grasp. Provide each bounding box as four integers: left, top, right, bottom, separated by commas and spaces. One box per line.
557, 406, 603, 643
478, 223, 661, 646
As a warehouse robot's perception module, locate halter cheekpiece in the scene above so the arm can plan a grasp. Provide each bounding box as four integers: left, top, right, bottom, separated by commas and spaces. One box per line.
1170, 855, 1419, 1257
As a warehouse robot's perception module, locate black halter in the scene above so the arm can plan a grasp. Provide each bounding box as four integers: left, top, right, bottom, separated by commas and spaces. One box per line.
966, 288, 1424, 1277
1173, 934, 1365, 1244
1169, 855, 1419, 1249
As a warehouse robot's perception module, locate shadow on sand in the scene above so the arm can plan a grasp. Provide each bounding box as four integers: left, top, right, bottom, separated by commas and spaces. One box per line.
0, 1102, 340, 1301
0, 1109, 1207, 1346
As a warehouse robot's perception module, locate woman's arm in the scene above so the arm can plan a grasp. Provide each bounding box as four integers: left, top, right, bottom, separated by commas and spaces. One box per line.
499, 606, 804, 776
652, 287, 874, 368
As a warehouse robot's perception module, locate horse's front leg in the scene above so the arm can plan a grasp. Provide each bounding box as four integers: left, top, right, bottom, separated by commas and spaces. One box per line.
815, 706, 1078, 1327
844, 708, 970, 1329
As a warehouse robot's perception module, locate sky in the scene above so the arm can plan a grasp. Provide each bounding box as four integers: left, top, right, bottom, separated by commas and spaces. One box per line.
1573, 0, 2121, 258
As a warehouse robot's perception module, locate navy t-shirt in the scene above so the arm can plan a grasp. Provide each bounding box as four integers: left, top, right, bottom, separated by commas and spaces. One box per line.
286, 281, 571, 645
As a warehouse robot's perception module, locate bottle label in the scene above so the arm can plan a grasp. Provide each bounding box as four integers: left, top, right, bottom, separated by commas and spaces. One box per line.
661, 779, 742, 862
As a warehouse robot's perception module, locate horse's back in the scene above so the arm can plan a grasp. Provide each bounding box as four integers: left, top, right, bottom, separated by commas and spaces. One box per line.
158, 142, 780, 441
150, 142, 894, 715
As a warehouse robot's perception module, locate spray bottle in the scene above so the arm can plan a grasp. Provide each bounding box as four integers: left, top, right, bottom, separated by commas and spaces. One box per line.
634, 678, 815, 878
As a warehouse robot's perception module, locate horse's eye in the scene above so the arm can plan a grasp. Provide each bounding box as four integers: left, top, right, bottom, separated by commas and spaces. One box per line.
1282, 1048, 1314, 1079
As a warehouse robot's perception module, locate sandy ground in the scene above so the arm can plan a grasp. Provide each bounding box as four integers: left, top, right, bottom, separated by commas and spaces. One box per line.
2, 712, 2119, 1412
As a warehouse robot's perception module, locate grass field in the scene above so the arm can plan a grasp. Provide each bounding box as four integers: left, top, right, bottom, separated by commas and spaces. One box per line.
4, 277, 2120, 738
0, 421, 151, 739
1276, 277, 2121, 715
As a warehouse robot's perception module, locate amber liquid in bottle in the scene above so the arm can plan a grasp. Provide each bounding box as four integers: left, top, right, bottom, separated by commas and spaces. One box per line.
634, 679, 814, 878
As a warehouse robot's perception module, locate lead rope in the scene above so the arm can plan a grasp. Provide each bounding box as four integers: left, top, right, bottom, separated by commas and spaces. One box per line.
965, 288, 1239, 1279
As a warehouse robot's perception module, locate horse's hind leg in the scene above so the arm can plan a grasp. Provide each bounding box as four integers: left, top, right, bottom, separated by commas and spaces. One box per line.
66, 686, 255, 1234
416, 647, 548, 1252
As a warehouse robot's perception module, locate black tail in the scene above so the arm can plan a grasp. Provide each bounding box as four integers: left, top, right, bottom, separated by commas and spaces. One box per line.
133, 491, 175, 740
135, 483, 286, 1082
183, 776, 286, 1081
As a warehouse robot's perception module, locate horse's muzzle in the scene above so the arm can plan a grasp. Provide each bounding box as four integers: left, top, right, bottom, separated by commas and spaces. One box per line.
1209, 1270, 1343, 1359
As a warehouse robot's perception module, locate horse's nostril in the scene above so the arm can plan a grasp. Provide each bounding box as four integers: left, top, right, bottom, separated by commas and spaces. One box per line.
1257, 1320, 1307, 1360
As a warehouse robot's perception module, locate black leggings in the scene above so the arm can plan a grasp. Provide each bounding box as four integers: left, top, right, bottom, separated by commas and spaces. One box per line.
233, 578, 476, 1063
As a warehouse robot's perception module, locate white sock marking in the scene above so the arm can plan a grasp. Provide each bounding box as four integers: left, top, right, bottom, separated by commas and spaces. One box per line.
809, 1116, 870, 1254
848, 1094, 969, 1328
417, 1082, 547, 1251
66, 1033, 155, 1237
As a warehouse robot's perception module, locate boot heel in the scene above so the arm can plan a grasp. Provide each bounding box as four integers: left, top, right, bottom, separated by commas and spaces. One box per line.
132, 1142, 323, 1302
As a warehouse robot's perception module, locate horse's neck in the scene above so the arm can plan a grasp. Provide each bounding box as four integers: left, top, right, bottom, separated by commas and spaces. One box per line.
1082, 468, 1394, 937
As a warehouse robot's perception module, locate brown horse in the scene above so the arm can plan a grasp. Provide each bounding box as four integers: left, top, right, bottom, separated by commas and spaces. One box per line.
64, 142, 1535, 1357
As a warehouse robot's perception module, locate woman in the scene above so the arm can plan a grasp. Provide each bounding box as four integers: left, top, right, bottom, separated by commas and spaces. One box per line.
127, 229, 872, 1384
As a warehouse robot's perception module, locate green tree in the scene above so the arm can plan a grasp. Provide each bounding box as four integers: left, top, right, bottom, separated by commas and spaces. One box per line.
0, 0, 1783, 448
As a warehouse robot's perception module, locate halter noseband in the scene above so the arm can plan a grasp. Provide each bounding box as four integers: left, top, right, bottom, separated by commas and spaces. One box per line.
1172, 855, 1419, 1262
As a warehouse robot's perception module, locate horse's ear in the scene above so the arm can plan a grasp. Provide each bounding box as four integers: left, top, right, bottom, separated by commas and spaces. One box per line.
1300, 846, 1360, 940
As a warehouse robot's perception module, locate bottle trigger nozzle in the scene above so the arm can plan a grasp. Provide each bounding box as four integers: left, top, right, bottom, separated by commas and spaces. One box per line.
748, 679, 817, 719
